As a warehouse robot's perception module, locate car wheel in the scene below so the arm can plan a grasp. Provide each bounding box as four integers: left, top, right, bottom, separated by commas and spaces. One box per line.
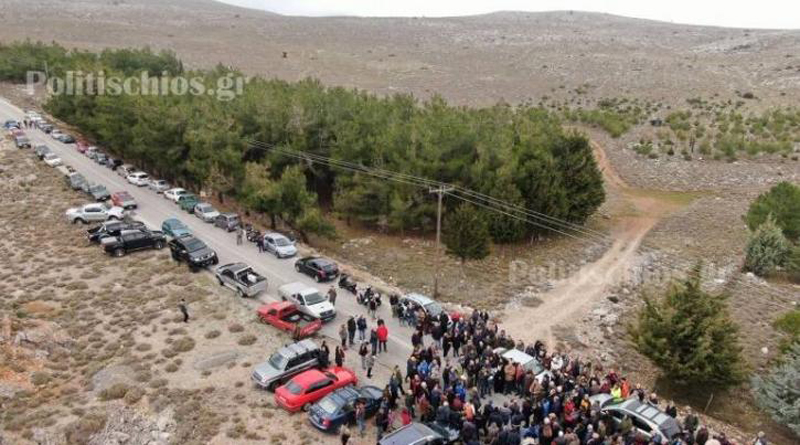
314, 274, 321, 283
294, 264, 301, 272
237, 288, 244, 298
114, 248, 124, 257
302, 403, 311, 412
217, 276, 224, 286
109, 216, 119, 221
171, 253, 180, 262
72, 218, 82, 225
268, 381, 279, 391
154, 241, 164, 250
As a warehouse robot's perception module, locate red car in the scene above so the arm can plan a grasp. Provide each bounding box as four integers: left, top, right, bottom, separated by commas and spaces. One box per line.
274, 367, 357, 412
76, 141, 89, 153
257, 301, 322, 339
110, 191, 137, 209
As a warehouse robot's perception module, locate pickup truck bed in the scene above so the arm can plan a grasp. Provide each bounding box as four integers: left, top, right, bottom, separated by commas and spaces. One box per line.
257, 302, 322, 339
215, 262, 268, 297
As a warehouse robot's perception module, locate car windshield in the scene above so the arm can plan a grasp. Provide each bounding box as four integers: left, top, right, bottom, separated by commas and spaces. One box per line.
183, 238, 207, 252
139, 174, 149, 179
317, 396, 341, 414
285, 381, 304, 395
170, 221, 187, 230
268, 352, 288, 370
321, 264, 337, 272
198, 204, 212, 212
424, 302, 443, 317
90, 185, 105, 193
304, 292, 325, 305
44, 153, 57, 159
275, 237, 291, 247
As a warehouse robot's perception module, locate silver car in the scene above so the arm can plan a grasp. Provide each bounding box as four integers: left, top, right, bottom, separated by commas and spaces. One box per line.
148, 179, 170, 193
194, 202, 220, 223
262, 232, 297, 258
590, 394, 681, 440
251, 339, 320, 391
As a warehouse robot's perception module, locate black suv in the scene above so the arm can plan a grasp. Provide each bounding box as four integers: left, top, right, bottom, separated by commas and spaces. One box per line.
103, 230, 166, 257
168, 235, 219, 271
87, 220, 146, 244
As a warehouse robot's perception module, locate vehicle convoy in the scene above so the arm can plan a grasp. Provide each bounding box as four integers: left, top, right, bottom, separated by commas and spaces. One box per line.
168, 235, 219, 271
103, 229, 166, 257
87, 220, 146, 244
294, 256, 340, 282
161, 217, 191, 238
215, 262, 268, 297
262, 232, 297, 258
308, 385, 383, 432
65, 203, 124, 224
252, 339, 321, 391
590, 394, 682, 441
278, 282, 336, 322
111, 191, 137, 209
257, 301, 322, 339
274, 367, 358, 413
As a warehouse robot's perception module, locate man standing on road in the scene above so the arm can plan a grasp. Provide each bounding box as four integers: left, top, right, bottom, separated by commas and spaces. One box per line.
178, 298, 189, 323
376, 319, 388, 353
356, 315, 367, 340
327, 287, 337, 306
236, 226, 243, 245
347, 316, 357, 346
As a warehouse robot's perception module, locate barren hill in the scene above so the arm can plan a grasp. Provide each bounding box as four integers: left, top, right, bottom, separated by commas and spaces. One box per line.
1, 0, 800, 106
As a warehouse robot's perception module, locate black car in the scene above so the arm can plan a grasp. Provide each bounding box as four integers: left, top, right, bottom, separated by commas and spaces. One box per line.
294, 256, 339, 282
87, 220, 146, 244
168, 235, 219, 271
103, 229, 166, 257
378, 423, 447, 445
107, 158, 124, 170
308, 385, 382, 432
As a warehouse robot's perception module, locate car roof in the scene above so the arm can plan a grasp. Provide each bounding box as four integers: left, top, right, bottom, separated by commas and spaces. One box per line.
164, 217, 185, 225
264, 232, 288, 239
292, 369, 329, 386
276, 339, 319, 360
220, 212, 238, 218
379, 423, 441, 445
404, 293, 434, 306
604, 398, 682, 438
114, 191, 133, 197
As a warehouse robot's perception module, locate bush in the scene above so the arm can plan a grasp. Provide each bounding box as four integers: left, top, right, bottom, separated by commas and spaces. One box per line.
752, 342, 800, 435
172, 337, 195, 352
228, 323, 244, 333
629, 265, 746, 387
746, 182, 800, 241
237, 334, 257, 346
98, 383, 130, 401
774, 309, 800, 347
744, 215, 791, 276
444, 203, 491, 262
205, 330, 221, 339
64, 413, 107, 445
124, 386, 145, 405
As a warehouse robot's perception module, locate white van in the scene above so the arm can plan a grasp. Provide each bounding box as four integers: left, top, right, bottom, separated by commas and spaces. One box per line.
277, 282, 336, 322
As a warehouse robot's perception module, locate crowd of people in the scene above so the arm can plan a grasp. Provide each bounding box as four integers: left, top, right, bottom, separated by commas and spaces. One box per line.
335, 301, 757, 445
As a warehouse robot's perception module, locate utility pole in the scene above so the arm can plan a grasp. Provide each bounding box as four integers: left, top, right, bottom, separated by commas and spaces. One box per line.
429, 185, 454, 297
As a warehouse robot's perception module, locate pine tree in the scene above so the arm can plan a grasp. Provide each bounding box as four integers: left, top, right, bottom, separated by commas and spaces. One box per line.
629, 265, 746, 387
752, 342, 800, 435
443, 203, 491, 262
744, 214, 791, 277
746, 182, 800, 242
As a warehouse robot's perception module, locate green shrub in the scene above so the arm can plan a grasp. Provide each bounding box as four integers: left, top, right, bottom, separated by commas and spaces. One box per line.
752, 342, 800, 435
746, 182, 800, 241
744, 215, 791, 276
99, 383, 130, 401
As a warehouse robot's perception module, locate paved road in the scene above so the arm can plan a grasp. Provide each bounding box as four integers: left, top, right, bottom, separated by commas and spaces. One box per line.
0, 97, 415, 371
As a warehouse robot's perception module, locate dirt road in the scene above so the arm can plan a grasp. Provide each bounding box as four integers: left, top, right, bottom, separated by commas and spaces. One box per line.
503, 141, 689, 348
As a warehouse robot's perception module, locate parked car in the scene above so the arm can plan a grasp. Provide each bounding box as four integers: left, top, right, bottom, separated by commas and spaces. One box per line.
163, 187, 189, 202
94, 152, 108, 165
262, 232, 297, 258
148, 179, 170, 193
168, 235, 218, 271
378, 423, 447, 445
257, 302, 321, 339
214, 213, 241, 232
277, 282, 336, 322
178, 193, 199, 213
492, 347, 552, 383
34, 144, 51, 159
274, 367, 357, 413
66, 172, 86, 190
65, 203, 124, 224
3, 119, 19, 129
59, 134, 76, 144
117, 164, 135, 178
294, 256, 339, 282
42, 152, 62, 167
161, 217, 191, 238
82, 182, 111, 201
401, 293, 447, 320
50, 129, 64, 140
308, 385, 382, 432
193, 202, 220, 223
107, 158, 123, 170
215, 262, 268, 297
111, 191, 137, 210
38, 123, 53, 133
85, 146, 98, 159
126, 171, 150, 186
14, 136, 31, 149
590, 394, 682, 441
103, 229, 166, 257
86, 220, 146, 244
252, 339, 321, 391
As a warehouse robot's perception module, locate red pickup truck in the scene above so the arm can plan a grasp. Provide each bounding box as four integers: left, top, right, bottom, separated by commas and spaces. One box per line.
257, 302, 322, 339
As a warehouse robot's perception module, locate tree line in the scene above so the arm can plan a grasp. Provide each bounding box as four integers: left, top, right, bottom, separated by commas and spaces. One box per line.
3, 41, 605, 245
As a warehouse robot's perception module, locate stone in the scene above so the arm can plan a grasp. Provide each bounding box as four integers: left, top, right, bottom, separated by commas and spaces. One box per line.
607, 295, 620, 304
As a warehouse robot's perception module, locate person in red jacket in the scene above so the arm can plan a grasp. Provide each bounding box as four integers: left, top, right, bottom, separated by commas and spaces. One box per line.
376, 319, 389, 353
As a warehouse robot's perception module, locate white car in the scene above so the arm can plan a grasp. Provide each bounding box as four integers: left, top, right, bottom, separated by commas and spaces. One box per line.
65, 203, 125, 224
148, 179, 170, 193
51, 130, 64, 140
42, 152, 62, 167
193, 202, 220, 223
262, 232, 297, 258
277, 282, 336, 322
164, 188, 189, 203
126, 171, 150, 186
